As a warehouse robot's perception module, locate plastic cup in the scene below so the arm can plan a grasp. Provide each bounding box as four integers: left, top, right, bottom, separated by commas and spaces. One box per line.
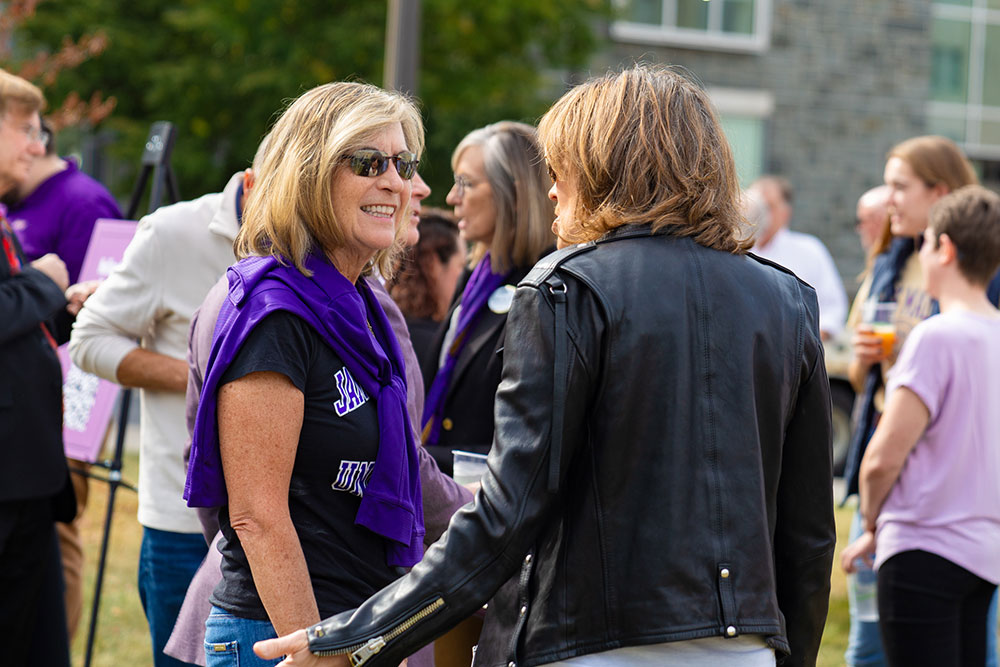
452, 450, 489, 485
862, 301, 896, 357
870, 323, 896, 357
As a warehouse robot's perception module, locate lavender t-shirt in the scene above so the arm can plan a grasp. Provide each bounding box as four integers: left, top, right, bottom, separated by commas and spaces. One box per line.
875, 310, 1000, 584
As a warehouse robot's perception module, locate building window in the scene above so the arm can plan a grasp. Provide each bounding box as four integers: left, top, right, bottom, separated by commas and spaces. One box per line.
973, 158, 1000, 193
709, 88, 773, 186
929, 0, 1000, 159
611, 0, 772, 53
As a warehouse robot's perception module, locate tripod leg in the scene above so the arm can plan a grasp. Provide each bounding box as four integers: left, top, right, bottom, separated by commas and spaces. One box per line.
125, 166, 152, 221
82, 475, 120, 667
83, 388, 132, 667
165, 166, 180, 205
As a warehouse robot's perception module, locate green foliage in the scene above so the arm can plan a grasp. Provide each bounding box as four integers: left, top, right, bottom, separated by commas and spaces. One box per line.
14, 0, 609, 206
417, 0, 606, 197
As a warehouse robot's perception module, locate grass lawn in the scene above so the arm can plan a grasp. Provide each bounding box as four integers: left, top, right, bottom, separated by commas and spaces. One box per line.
818, 500, 854, 666
72, 452, 150, 667
69, 459, 857, 666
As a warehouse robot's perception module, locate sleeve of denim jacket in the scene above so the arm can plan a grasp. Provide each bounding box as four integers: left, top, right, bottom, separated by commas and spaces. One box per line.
306, 275, 601, 665
774, 283, 836, 667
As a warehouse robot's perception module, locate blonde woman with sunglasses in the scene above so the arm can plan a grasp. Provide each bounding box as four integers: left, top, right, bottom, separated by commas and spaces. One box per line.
184, 82, 426, 667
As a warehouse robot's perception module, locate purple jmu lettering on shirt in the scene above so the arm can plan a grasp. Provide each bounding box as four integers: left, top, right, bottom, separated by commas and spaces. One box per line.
333, 367, 369, 416
332, 460, 375, 497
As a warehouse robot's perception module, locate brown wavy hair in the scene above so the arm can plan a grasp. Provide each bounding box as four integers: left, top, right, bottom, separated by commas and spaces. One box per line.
389, 208, 462, 320
537, 64, 749, 253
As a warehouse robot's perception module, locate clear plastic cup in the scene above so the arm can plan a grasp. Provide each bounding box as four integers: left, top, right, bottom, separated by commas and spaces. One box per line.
452, 450, 489, 485
862, 301, 897, 357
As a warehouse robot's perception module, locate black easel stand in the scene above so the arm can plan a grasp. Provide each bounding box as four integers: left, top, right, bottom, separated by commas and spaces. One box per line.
83, 121, 179, 667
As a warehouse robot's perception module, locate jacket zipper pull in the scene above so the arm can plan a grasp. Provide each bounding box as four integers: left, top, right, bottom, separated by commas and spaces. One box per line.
349, 635, 386, 666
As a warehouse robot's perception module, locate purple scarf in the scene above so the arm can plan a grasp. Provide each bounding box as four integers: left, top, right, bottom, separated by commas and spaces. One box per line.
421, 252, 509, 444
185, 252, 424, 567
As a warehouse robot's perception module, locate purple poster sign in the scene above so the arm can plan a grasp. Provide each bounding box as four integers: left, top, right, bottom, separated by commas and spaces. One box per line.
60, 218, 137, 462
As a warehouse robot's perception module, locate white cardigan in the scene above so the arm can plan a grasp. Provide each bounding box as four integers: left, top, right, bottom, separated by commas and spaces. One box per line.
70, 173, 242, 533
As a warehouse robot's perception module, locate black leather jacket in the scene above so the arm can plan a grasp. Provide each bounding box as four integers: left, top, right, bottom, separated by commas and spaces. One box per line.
308, 226, 835, 667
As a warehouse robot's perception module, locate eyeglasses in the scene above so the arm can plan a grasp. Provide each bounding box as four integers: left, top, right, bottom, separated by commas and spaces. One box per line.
4, 119, 49, 148
344, 149, 418, 180
453, 174, 481, 196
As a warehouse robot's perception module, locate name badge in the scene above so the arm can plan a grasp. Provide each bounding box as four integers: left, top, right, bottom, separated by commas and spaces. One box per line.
488, 285, 516, 314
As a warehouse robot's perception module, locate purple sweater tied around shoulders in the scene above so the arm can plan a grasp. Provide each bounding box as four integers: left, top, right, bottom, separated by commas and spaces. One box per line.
185, 252, 424, 568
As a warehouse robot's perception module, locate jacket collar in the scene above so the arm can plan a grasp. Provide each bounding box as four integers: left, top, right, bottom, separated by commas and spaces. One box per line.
207, 172, 244, 243
598, 223, 657, 243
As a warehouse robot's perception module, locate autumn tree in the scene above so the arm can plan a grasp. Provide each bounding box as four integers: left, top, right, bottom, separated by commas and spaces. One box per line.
1, 0, 116, 130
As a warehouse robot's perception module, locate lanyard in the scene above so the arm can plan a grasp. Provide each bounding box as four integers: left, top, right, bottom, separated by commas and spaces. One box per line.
2, 216, 59, 351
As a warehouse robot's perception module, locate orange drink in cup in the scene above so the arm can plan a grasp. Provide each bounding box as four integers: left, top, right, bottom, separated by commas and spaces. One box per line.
870, 322, 896, 357
862, 301, 897, 358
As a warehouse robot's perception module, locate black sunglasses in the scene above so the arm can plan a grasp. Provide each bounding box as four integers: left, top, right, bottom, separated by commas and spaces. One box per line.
344, 149, 419, 180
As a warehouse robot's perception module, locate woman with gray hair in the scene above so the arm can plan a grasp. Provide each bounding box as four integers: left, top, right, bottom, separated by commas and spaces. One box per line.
183, 81, 425, 667
421, 121, 554, 475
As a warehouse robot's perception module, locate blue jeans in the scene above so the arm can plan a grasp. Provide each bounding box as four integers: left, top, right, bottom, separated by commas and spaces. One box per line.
138, 527, 209, 667
205, 606, 280, 667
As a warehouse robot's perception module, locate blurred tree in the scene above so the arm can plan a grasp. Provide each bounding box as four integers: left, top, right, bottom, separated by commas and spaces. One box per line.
12, 0, 607, 203
417, 0, 606, 198
1, 0, 116, 130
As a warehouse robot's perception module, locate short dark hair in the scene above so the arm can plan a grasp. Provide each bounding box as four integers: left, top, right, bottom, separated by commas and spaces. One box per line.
388, 208, 462, 320
928, 185, 1000, 285
41, 118, 55, 156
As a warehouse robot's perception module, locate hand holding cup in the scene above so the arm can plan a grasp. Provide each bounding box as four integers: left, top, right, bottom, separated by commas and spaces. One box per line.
853, 301, 896, 366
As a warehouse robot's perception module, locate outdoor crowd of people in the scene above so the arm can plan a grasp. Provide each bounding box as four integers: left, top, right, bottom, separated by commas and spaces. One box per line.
1, 60, 999, 667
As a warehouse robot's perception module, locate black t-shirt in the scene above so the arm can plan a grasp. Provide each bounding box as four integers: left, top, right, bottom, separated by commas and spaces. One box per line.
210, 310, 398, 620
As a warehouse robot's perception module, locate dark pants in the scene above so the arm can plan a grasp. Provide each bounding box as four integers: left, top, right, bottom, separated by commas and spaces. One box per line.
29, 524, 71, 667
0, 498, 69, 667
879, 549, 997, 667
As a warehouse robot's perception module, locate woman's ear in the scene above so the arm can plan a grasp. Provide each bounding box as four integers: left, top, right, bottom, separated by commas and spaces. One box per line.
930, 182, 949, 203
937, 232, 958, 266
